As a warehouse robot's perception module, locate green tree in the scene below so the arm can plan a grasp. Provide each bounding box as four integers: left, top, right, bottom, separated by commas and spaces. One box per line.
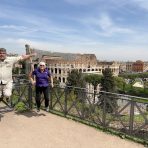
100, 68, 117, 113
101, 68, 115, 92
85, 74, 102, 103
66, 69, 85, 88
119, 72, 148, 79
12, 67, 19, 74
114, 76, 126, 93
53, 77, 60, 86
66, 69, 86, 117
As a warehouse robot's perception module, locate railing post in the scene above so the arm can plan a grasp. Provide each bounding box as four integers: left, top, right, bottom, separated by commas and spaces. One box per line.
102, 93, 107, 127
28, 83, 32, 109
18, 80, 21, 102
129, 100, 135, 135
64, 86, 68, 116
80, 90, 85, 120
49, 86, 53, 110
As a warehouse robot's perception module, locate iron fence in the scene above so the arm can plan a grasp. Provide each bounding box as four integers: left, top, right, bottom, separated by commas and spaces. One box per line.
9, 82, 32, 109
48, 85, 148, 141
1, 78, 147, 142
0, 74, 32, 109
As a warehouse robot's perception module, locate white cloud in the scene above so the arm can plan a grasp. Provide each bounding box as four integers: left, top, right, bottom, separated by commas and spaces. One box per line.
97, 13, 134, 36
0, 25, 26, 29
130, 0, 148, 10
111, 0, 148, 10
0, 25, 36, 32
95, 44, 148, 61
64, 0, 99, 5
0, 0, 148, 61
73, 13, 134, 37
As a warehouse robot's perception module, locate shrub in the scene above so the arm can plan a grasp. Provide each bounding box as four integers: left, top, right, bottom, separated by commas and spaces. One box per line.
14, 101, 28, 112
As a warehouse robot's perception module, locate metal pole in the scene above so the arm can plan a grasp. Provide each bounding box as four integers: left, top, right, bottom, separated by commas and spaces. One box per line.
28, 83, 32, 109
129, 100, 135, 134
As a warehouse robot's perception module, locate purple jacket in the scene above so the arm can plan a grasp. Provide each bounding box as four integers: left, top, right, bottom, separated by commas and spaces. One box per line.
32, 68, 51, 87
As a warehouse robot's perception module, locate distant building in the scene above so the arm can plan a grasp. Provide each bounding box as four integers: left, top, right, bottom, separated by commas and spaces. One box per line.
7, 53, 19, 57
27, 48, 120, 86
132, 60, 144, 72
119, 62, 126, 73
143, 61, 148, 72
119, 60, 148, 74
126, 61, 133, 73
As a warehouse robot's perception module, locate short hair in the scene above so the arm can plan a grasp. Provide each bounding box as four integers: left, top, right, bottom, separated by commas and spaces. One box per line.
0, 48, 6, 52
38, 61, 46, 68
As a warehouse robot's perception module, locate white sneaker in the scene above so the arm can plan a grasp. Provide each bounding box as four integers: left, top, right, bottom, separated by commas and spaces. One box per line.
37, 108, 40, 112
46, 107, 49, 112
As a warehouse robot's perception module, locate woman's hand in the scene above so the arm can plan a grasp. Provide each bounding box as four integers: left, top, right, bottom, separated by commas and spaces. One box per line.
51, 83, 54, 88
31, 80, 36, 86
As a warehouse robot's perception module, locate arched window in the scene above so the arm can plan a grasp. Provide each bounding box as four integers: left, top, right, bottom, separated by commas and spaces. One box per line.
55, 68, 57, 74
79, 69, 82, 72
59, 68, 61, 74
63, 77, 65, 83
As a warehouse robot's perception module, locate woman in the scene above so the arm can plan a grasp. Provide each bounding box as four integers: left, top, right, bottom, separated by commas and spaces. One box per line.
29, 61, 53, 112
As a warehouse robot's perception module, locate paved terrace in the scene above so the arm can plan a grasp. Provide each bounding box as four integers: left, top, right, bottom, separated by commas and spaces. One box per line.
0, 106, 144, 148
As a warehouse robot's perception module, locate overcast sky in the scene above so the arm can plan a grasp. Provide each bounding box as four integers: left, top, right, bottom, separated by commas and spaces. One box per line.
0, 0, 148, 61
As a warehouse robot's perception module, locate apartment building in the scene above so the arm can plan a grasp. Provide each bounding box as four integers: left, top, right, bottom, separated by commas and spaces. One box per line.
132, 60, 144, 72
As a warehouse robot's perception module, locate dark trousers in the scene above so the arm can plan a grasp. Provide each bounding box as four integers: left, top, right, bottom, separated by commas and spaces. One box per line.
35, 86, 49, 108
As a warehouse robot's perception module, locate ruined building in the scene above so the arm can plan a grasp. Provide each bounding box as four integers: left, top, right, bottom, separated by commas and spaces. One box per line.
25, 45, 120, 86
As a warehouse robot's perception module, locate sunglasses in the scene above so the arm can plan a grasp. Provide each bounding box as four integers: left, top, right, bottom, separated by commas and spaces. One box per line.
0, 52, 6, 54
40, 65, 45, 66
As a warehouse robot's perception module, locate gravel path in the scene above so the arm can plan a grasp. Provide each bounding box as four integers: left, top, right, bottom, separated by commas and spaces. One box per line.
0, 106, 145, 148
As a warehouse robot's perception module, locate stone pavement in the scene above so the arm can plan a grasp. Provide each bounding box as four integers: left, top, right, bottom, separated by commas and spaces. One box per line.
0, 106, 145, 148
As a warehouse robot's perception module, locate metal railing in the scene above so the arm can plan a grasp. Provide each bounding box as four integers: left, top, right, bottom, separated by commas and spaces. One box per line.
48, 85, 148, 141
0, 74, 32, 109
10, 82, 32, 109
2, 77, 147, 142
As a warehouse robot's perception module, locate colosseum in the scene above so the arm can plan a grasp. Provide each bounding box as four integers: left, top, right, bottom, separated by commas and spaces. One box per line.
25, 45, 120, 86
